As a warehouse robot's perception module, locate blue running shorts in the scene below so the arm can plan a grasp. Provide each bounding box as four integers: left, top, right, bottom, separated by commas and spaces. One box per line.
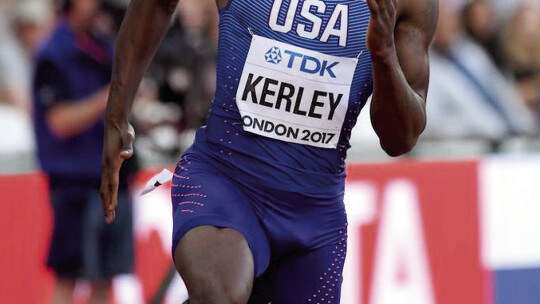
171, 149, 348, 303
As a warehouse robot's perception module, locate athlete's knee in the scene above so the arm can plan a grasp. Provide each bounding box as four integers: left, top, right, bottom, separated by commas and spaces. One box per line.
174, 227, 254, 304
178, 255, 252, 304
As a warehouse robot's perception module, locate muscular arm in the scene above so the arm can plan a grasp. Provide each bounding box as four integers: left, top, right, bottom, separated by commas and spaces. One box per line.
101, 0, 180, 223
107, 0, 226, 123
367, 0, 438, 156
106, 0, 179, 123
102, 0, 226, 223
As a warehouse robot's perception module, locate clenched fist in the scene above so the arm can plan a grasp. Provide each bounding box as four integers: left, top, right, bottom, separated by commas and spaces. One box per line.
366, 0, 398, 58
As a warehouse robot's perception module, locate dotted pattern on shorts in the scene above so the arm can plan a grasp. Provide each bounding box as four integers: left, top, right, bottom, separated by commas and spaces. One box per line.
172, 156, 205, 214
307, 227, 347, 304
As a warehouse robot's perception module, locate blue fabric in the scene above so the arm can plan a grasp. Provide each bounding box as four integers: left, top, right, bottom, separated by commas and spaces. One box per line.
194, 0, 373, 195
171, 149, 347, 282
249, 241, 347, 304
33, 21, 112, 180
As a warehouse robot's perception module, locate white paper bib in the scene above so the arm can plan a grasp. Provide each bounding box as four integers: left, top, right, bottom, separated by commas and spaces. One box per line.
235, 35, 358, 149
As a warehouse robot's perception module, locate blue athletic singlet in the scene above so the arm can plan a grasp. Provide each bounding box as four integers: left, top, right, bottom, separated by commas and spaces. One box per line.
193, 0, 373, 195
172, 1, 373, 302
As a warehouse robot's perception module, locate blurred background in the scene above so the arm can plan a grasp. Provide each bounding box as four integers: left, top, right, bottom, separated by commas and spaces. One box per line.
1, 0, 540, 303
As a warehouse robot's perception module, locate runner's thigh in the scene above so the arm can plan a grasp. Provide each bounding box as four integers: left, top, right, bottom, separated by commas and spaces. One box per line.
170, 152, 271, 303
175, 226, 254, 303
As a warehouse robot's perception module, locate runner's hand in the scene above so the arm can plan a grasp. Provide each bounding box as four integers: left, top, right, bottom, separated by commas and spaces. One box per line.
101, 120, 135, 224
366, 0, 398, 58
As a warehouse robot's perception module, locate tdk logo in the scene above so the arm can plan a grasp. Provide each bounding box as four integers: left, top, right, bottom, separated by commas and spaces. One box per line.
265, 47, 282, 64
265, 47, 339, 78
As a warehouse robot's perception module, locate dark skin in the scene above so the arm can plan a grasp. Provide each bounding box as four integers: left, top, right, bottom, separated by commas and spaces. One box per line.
368, 0, 438, 156
101, 0, 437, 302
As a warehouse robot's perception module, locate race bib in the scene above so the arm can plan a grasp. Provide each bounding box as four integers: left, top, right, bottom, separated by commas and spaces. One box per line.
236, 35, 358, 149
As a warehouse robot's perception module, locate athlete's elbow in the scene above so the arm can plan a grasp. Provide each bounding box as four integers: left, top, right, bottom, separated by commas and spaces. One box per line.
380, 136, 418, 157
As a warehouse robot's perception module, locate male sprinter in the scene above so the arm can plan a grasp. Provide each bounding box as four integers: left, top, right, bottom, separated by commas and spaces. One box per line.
101, 0, 438, 303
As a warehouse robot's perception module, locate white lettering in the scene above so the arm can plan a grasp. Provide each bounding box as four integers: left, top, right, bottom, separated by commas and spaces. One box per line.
269, 0, 299, 33
320, 4, 349, 47
296, 0, 326, 39
269, 0, 349, 46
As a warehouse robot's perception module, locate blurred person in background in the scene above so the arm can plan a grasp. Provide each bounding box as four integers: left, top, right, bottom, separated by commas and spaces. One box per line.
0, 0, 52, 113
505, 2, 540, 118
160, 0, 216, 131
33, 0, 135, 303
423, 0, 537, 142
0, 0, 52, 170
135, 0, 218, 161
146, 0, 217, 130
462, 0, 507, 72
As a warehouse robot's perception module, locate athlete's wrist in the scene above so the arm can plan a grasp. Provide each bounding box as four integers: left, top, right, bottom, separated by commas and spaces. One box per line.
104, 114, 130, 130
104, 96, 130, 124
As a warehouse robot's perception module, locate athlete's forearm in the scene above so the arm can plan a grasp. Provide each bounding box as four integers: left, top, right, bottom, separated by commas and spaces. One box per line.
106, 0, 178, 122
369, 48, 427, 157
366, 0, 435, 157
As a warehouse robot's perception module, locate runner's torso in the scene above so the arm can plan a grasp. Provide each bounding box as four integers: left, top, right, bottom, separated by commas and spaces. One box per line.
193, 0, 373, 195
